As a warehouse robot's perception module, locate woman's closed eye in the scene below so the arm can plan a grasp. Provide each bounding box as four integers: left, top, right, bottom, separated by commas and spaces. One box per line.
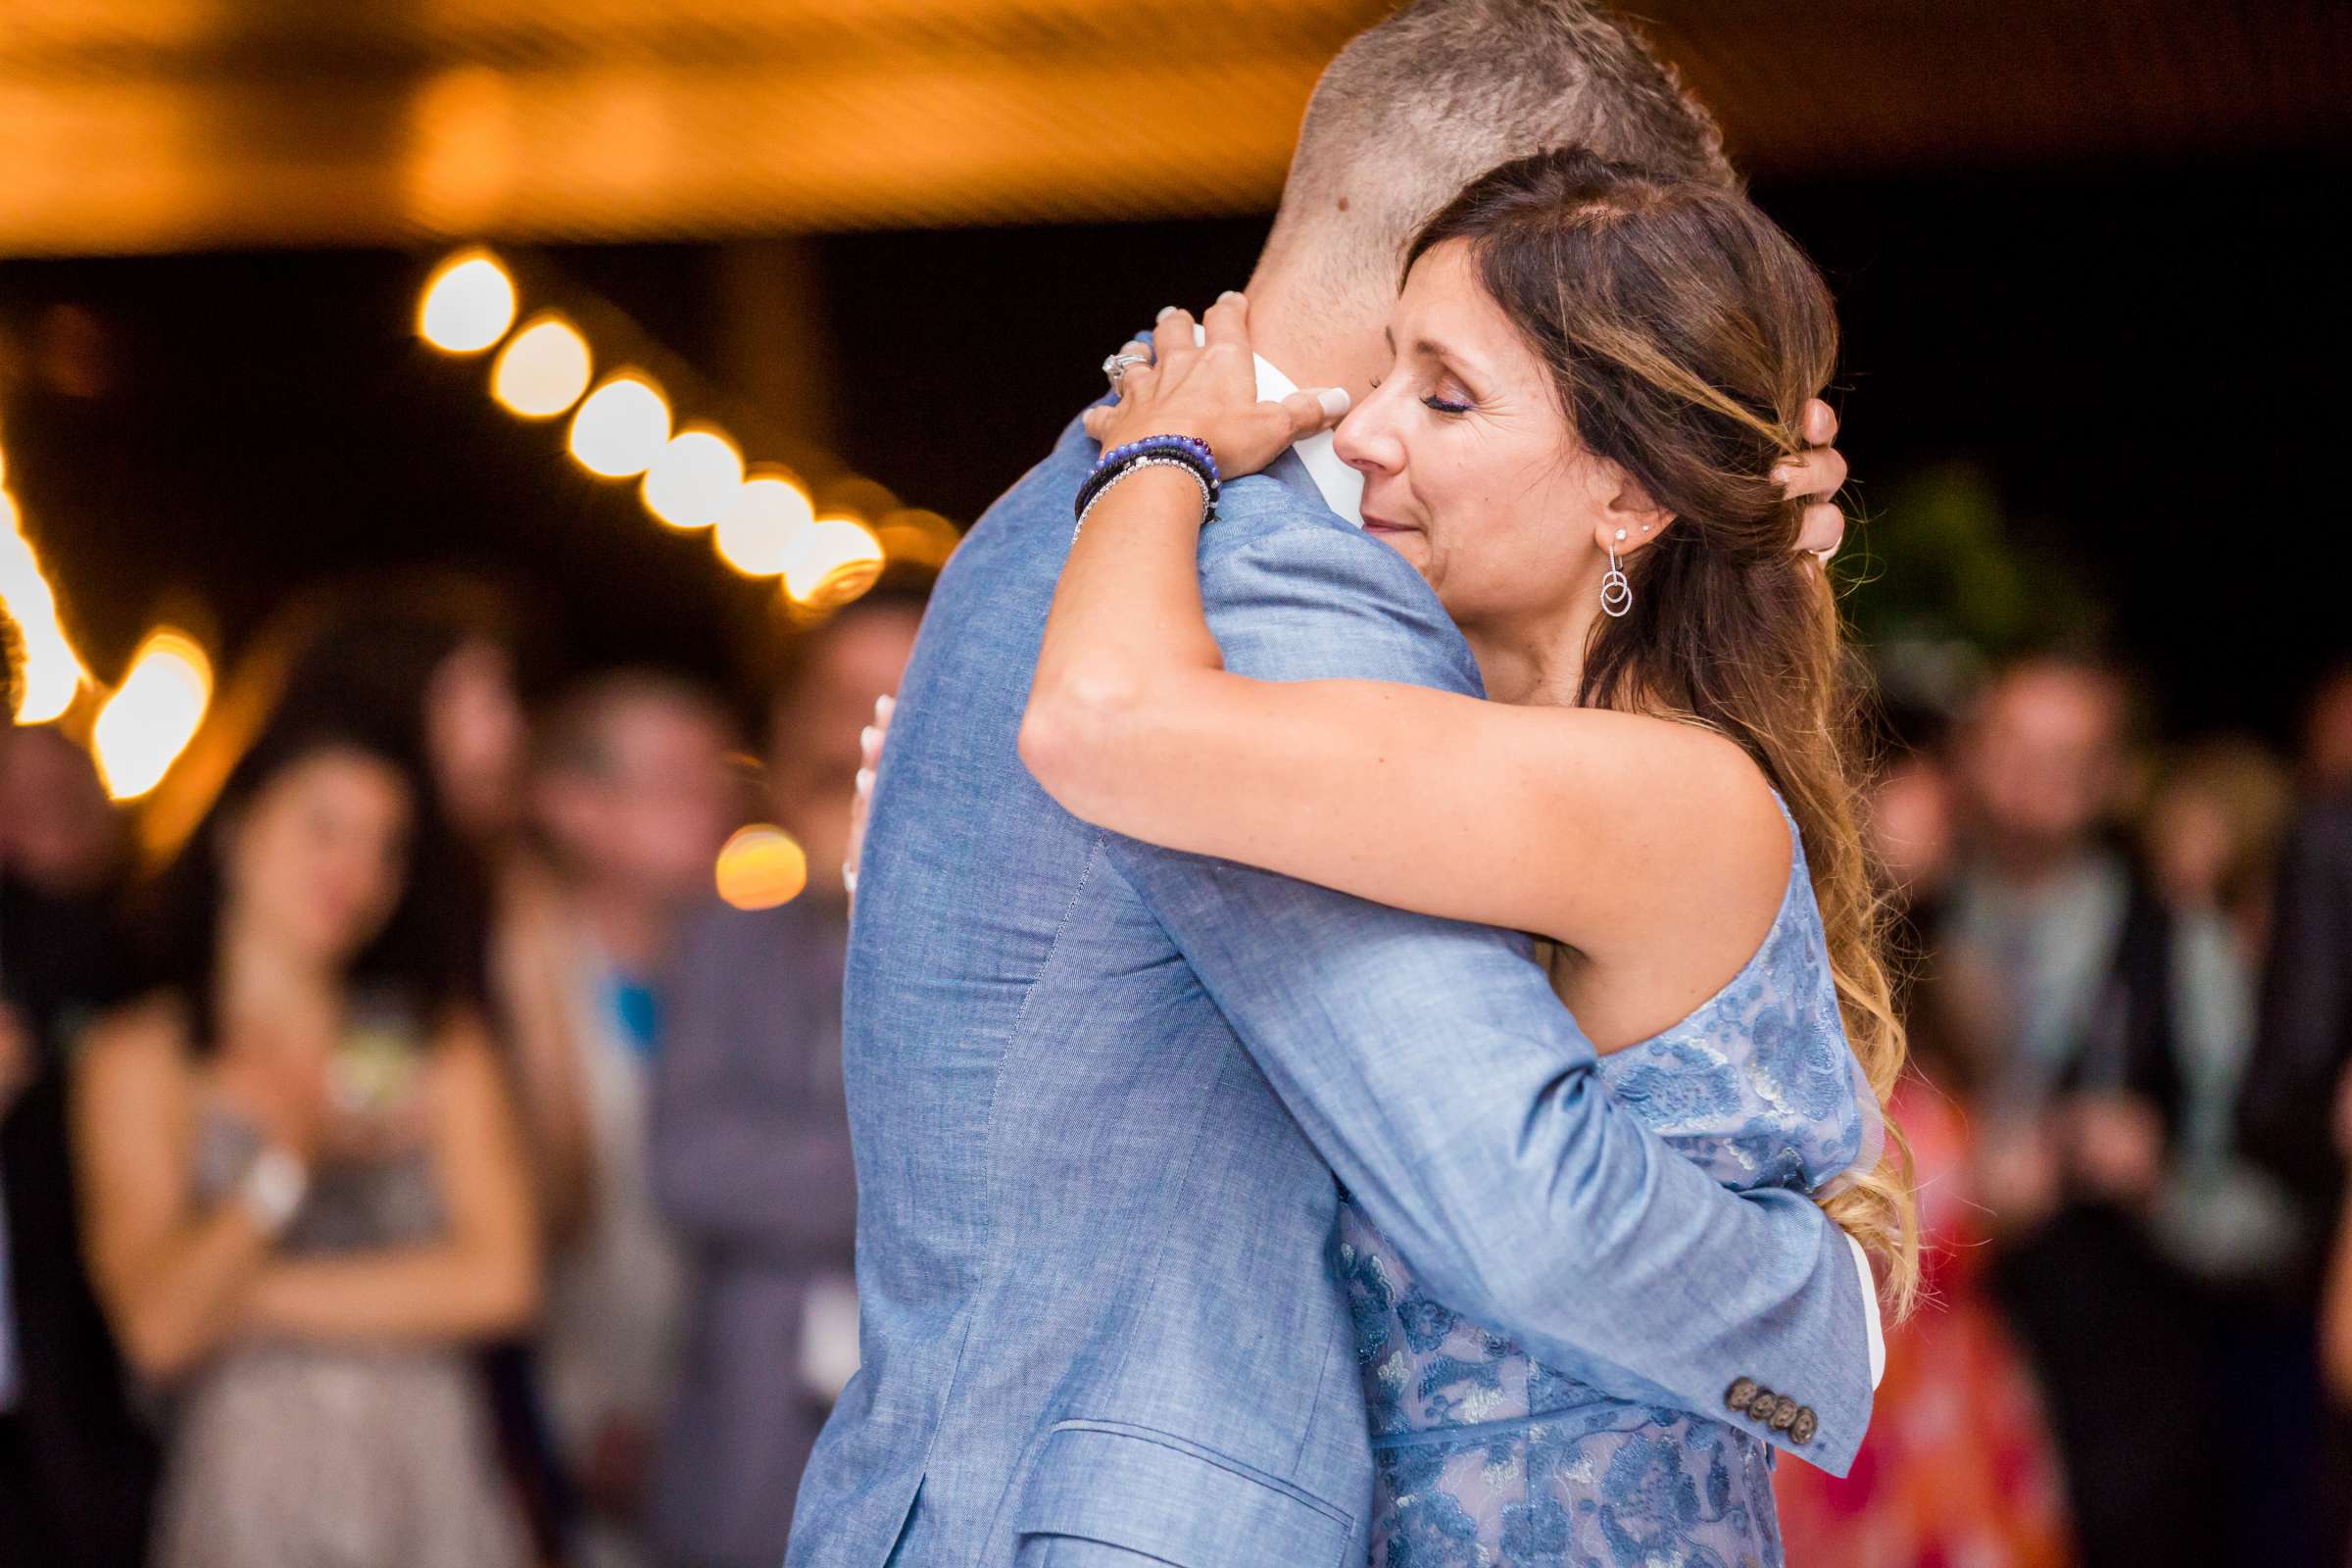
1420, 392, 1474, 416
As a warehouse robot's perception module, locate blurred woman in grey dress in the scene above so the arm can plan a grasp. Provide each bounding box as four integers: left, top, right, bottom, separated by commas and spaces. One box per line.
73, 706, 538, 1568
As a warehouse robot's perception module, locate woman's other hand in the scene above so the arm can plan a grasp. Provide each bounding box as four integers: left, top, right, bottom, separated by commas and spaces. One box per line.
1081, 295, 1348, 479
213, 1042, 329, 1164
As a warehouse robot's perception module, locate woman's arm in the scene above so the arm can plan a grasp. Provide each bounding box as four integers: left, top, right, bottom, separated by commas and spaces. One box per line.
73, 999, 282, 1381
1020, 297, 1788, 956
241, 1012, 540, 1345
491, 853, 596, 1245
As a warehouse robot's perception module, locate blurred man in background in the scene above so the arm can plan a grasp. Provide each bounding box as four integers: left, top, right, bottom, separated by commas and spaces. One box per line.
2243, 671, 2352, 1556
0, 722, 157, 1567
650, 590, 925, 1568
1936, 658, 2212, 1565
526, 672, 740, 1568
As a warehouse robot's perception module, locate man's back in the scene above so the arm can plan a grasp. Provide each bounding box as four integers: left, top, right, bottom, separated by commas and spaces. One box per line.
790, 417, 1375, 1565
797, 402, 1875, 1566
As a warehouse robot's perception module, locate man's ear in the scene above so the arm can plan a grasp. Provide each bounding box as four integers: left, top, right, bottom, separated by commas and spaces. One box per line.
1591, 466, 1676, 557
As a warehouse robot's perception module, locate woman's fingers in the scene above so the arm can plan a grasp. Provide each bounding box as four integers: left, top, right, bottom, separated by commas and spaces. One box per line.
1153, 306, 1198, 375
1802, 398, 1838, 448
1795, 501, 1846, 560
1082, 405, 1112, 440
1201, 290, 1250, 354
1272, 387, 1350, 443
1772, 444, 1847, 504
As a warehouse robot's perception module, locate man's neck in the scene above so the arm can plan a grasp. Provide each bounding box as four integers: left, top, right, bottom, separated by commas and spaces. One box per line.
1240, 265, 1390, 403
573, 882, 675, 977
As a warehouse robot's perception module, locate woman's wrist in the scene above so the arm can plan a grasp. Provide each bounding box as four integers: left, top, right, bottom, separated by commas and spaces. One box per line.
235, 1144, 310, 1238
1075, 434, 1222, 534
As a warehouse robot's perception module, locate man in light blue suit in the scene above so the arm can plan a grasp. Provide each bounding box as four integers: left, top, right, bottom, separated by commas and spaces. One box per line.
789, 4, 1880, 1563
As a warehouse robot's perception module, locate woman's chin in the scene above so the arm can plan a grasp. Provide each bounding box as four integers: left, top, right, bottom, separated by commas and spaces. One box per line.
1364, 522, 1426, 569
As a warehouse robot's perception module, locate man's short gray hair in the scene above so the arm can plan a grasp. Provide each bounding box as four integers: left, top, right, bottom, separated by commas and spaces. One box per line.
1267, 0, 1731, 303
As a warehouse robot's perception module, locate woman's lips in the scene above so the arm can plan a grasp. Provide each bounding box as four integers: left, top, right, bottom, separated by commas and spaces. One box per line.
1361, 511, 1415, 535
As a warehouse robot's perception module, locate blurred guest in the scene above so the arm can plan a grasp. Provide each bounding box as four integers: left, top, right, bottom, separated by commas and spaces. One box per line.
0, 724, 156, 1568
2141, 741, 2297, 1282
268, 575, 582, 1560
527, 672, 738, 1568
2301, 663, 2352, 798
649, 591, 924, 1568
74, 709, 537, 1568
1868, 747, 1961, 910
1776, 1077, 2076, 1567
2140, 745, 2320, 1563
1779, 748, 2075, 1565
1937, 657, 2212, 1566
2240, 741, 2352, 1554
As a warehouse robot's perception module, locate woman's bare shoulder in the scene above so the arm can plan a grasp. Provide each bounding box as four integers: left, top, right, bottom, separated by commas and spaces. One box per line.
81, 990, 196, 1071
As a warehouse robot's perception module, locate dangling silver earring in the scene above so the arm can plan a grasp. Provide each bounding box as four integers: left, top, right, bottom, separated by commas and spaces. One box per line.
1601, 528, 1634, 617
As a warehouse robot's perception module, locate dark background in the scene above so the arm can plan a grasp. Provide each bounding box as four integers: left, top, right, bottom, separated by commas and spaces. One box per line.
2, 147, 2337, 736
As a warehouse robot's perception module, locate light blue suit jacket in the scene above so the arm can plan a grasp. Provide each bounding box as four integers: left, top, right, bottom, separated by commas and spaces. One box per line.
786, 410, 1874, 1568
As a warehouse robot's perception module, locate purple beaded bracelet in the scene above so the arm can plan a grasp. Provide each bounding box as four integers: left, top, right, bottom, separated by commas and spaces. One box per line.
1074, 434, 1221, 526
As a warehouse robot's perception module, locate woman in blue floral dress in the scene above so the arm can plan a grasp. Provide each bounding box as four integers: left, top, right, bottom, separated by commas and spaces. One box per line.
965, 148, 1924, 1564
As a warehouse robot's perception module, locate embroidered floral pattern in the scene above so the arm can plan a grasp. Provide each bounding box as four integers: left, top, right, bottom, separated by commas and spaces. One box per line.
1340, 805, 1869, 1566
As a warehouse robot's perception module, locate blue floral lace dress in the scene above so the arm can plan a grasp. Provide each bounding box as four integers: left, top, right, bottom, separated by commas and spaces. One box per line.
1336, 804, 1883, 1568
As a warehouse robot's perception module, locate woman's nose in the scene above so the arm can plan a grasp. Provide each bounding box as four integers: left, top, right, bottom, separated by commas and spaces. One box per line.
1334, 398, 1400, 476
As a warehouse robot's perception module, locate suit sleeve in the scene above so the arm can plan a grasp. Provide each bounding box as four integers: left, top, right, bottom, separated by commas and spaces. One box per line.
2240, 802, 2352, 1210
651, 915, 859, 1262
1102, 514, 1877, 1473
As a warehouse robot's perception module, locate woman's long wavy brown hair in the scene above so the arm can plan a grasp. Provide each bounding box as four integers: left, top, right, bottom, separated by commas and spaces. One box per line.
1409, 148, 1919, 1314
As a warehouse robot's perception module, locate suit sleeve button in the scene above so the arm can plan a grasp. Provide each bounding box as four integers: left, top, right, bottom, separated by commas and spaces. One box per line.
1725, 1378, 1760, 1413
1768, 1396, 1800, 1432
1789, 1407, 1818, 1445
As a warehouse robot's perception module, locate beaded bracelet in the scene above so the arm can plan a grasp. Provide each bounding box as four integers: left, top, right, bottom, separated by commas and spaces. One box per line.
1075, 456, 1216, 538
1073, 434, 1221, 528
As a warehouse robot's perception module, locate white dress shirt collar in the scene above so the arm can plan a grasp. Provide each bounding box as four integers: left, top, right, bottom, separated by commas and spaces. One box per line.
1252, 354, 1365, 527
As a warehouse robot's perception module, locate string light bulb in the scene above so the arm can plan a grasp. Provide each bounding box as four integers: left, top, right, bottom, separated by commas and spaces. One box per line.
0, 518, 89, 725
417, 250, 517, 354
493, 315, 593, 417
714, 473, 814, 576
642, 428, 744, 529
91, 628, 213, 800
782, 517, 887, 610
714, 823, 808, 909
567, 374, 672, 478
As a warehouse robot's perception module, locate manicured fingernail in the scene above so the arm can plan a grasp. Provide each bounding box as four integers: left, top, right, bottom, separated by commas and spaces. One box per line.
1317, 387, 1351, 417
856, 767, 875, 794
875, 694, 895, 720
860, 725, 880, 752
1218, 290, 1246, 306
1156, 306, 1179, 322
1770, 467, 1793, 487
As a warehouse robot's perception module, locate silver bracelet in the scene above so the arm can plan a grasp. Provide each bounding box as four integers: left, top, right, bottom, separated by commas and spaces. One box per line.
1074, 455, 1214, 539
238, 1145, 310, 1237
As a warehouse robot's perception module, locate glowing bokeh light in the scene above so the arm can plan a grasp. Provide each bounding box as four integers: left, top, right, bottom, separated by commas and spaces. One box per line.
876, 508, 960, 570
0, 518, 90, 725
642, 428, 744, 529
91, 629, 213, 801
714, 823, 808, 909
492, 315, 593, 417
714, 474, 815, 576
567, 374, 672, 478
417, 250, 517, 354
782, 517, 887, 610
